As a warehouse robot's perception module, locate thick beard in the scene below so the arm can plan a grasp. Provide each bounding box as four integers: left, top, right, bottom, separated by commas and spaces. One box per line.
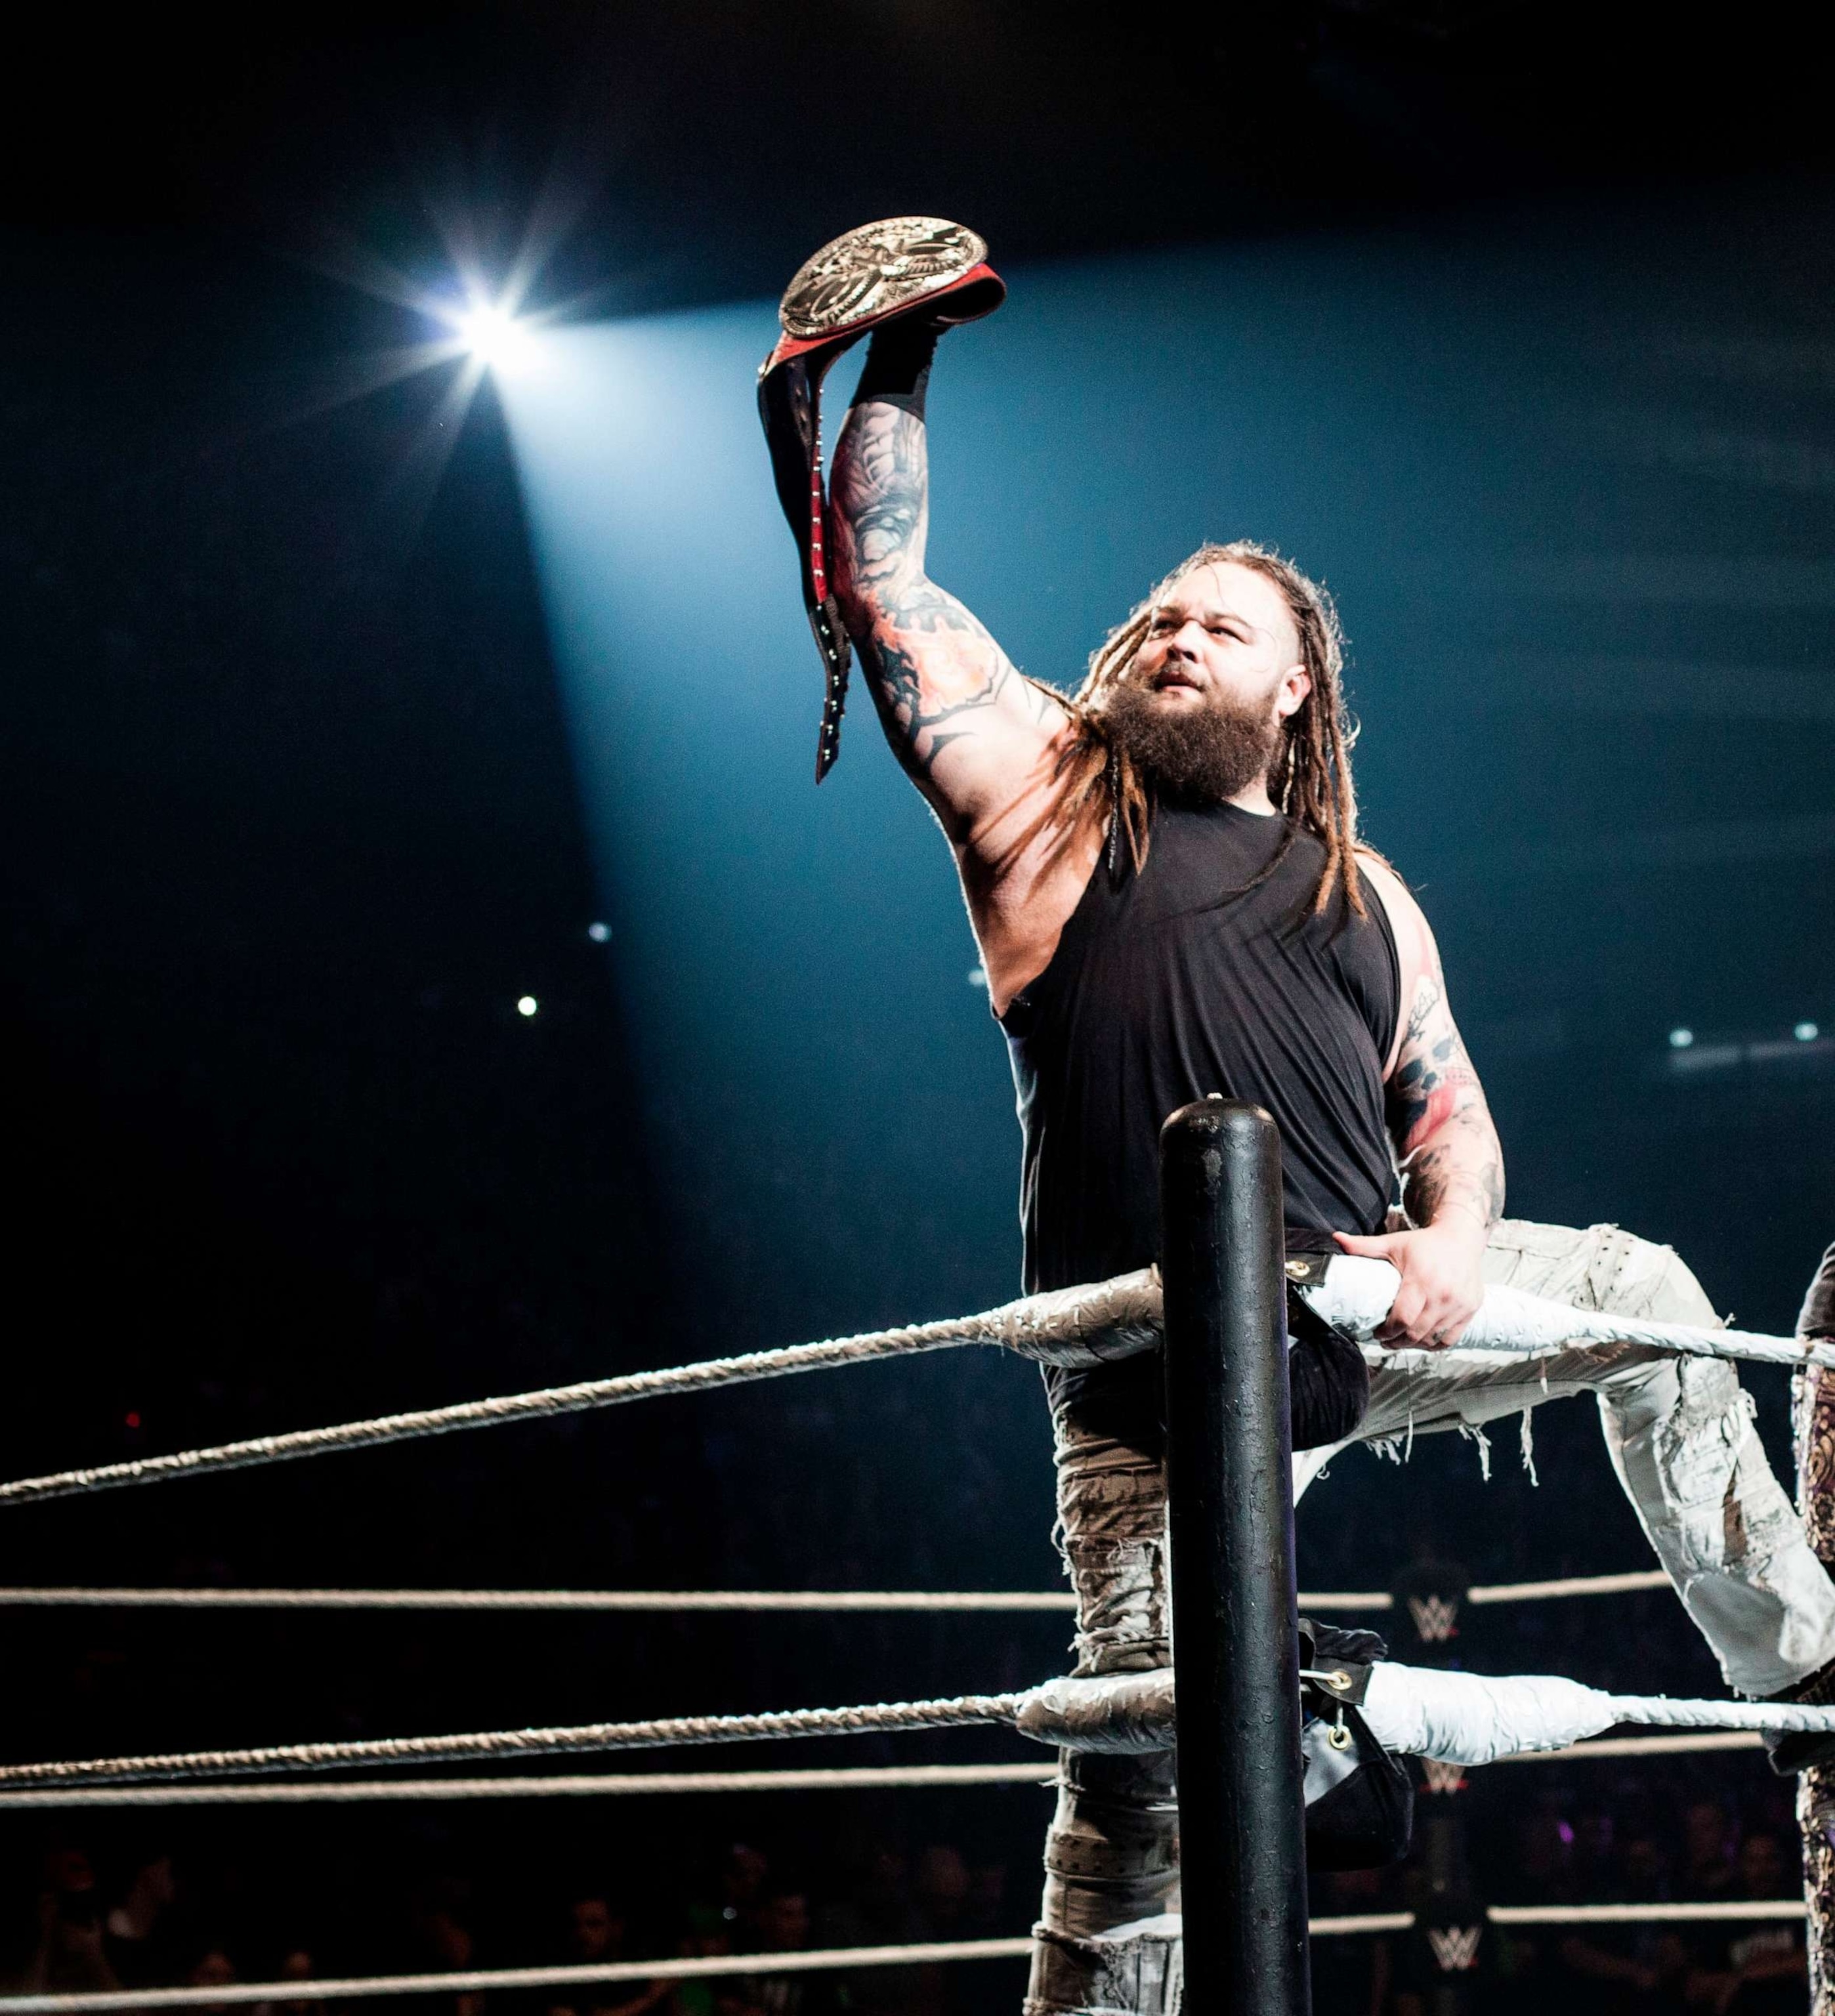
1101, 677, 1281, 807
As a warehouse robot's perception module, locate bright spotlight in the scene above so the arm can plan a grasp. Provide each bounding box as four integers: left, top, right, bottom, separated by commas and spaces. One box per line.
1797, 1021, 1821, 1042
517, 995, 539, 1018
1668, 1027, 1694, 1049
457, 302, 538, 373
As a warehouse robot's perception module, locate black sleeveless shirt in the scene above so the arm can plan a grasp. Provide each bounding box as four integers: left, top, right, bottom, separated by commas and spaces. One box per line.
1002, 801, 1402, 1296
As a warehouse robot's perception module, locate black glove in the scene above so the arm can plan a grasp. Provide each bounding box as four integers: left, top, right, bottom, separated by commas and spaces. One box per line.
849, 313, 945, 419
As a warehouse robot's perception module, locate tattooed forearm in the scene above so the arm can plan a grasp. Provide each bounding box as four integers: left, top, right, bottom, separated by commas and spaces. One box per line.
831, 399, 929, 602
830, 399, 1032, 786
1387, 965, 1506, 1235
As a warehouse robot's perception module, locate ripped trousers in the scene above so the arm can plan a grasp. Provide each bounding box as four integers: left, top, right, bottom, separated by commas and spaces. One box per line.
1025, 1218, 1835, 2016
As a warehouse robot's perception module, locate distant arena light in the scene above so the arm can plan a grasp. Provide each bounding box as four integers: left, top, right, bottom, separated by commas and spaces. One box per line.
456, 302, 539, 373
1668, 1028, 1694, 1049
517, 996, 539, 1018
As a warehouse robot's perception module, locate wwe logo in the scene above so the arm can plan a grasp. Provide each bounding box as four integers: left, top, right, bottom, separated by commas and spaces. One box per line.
1408, 1593, 1460, 1643
1427, 1926, 1483, 1973
1420, 1757, 1468, 1796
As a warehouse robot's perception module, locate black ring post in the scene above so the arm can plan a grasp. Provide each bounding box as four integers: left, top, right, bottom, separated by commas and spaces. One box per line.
1160, 1097, 1309, 2016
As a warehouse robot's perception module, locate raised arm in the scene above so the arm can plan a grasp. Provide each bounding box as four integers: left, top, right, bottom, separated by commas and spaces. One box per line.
828, 321, 1068, 844
1337, 856, 1506, 1347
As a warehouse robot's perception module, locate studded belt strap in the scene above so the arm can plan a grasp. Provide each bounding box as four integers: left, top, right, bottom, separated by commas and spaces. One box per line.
756, 217, 1004, 780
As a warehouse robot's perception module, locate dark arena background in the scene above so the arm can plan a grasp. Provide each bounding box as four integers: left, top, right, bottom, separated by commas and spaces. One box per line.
3, 6, 1834, 2015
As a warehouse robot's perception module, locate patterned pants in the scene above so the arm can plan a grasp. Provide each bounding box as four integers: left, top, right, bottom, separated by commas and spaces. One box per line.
1025, 1219, 1835, 2016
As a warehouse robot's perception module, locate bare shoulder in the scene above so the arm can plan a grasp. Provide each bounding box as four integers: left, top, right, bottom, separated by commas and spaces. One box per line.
1354, 849, 1437, 1074
1355, 850, 1443, 959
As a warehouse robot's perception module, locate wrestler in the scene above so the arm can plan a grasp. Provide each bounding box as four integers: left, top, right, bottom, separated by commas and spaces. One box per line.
826, 310, 1835, 2016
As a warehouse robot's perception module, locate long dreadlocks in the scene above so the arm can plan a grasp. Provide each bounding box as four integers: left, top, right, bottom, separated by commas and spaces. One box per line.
1063, 539, 1368, 918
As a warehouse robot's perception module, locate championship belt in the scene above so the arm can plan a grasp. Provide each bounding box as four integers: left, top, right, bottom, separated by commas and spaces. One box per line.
757, 217, 1005, 780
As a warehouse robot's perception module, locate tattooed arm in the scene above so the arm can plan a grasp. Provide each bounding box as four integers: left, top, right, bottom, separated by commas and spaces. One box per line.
1334, 858, 1505, 1348
828, 387, 1069, 845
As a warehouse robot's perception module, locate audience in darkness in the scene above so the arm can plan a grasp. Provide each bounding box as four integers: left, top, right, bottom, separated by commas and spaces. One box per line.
0, 1797, 1811, 2016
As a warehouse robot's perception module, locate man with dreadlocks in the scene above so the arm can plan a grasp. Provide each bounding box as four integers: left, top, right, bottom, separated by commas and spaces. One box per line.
825, 312, 1835, 2016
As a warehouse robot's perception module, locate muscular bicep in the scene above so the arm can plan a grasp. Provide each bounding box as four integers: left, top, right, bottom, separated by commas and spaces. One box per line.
830, 397, 1065, 837
1362, 856, 1506, 1227
1387, 952, 1488, 1162
854, 581, 1068, 826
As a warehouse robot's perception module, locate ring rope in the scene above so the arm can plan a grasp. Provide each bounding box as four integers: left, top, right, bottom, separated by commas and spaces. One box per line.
0, 1586, 1081, 1611
1491, 1902, 1806, 1925
0, 1570, 1673, 1611
0, 1761, 1065, 1809
0, 1904, 1811, 2010
0, 1731, 1766, 1809
0, 1265, 1821, 1508
0, 1685, 1826, 1793
1500, 1729, 1760, 1762
0, 1938, 1038, 2014
0, 1330, 981, 1509
1309, 1569, 1676, 1610
0, 1693, 1026, 1790
1468, 1568, 1671, 1603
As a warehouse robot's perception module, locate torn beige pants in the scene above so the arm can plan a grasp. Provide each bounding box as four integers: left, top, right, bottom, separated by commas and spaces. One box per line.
1297, 1217, 1835, 1699
1026, 1217, 1835, 2016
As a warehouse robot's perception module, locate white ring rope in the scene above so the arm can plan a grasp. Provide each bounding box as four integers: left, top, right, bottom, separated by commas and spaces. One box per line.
1490, 1902, 1805, 1925
0, 1670, 1826, 1792
0, 1272, 1162, 1509
0, 1335, 975, 1509
1500, 1729, 1761, 1762
0, 1731, 1767, 1809
1297, 1570, 1674, 1612
0, 1587, 1080, 1611
1607, 1695, 1834, 1732
1467, 1568, 1672, 1603
0, 1693, 1024, 1791
0, 1570, 1673, 1610
0, 1902, 1809, 2009
0, 1938, 1039, 2014
0, 1265, 1819, 1507
0, 1762, 1065, 1809
1304, 1255, 1832, 1372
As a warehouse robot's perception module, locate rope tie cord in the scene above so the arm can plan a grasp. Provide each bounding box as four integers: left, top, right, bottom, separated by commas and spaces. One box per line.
0, 1265, 1821, 1508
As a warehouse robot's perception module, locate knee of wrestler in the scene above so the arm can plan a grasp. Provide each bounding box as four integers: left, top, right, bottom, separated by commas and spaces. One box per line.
1583, 1234, 1740, 1425
1624, 1235, 1720, 1329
